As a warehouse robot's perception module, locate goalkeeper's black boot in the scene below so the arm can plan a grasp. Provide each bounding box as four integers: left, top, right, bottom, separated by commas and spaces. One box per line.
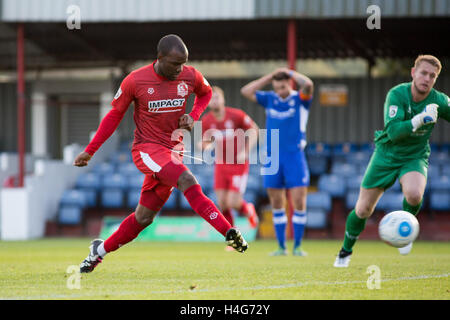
225, 228, 248, 253
333, 248, 352, 268
80, 239, 104, 273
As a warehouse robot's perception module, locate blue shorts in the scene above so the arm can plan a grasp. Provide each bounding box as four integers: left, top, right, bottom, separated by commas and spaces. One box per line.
262, 150, 310, 189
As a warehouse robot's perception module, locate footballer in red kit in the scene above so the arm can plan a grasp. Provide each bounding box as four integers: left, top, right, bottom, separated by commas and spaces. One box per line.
75, 35, 248, 274
200, 86, 259, 232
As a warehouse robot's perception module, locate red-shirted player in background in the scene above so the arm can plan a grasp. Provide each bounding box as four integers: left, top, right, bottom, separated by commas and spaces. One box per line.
74, 35, 248, 273
199, 87, 259, 238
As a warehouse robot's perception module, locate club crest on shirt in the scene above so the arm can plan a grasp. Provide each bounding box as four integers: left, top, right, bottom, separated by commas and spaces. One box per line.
148, 88, 154, 95
177, 81, 189, 97
389, 105, 398, 118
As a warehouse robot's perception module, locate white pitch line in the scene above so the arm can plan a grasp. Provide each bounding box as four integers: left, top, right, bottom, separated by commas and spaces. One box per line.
1, 273, 448, 300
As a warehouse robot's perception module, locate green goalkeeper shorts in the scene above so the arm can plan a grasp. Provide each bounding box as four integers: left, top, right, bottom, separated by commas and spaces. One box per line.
361, 150, 428, 190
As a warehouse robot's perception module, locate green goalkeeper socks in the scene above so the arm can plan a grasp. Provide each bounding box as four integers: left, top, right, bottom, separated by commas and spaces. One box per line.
342, 210, 367, 252
402, 198, 422, 216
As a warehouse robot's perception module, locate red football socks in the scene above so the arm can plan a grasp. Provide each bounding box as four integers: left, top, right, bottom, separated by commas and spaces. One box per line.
222, 208, 234, 227
183, 184, 231, 236
103, 212, 145, 253
239, 200, 249, 216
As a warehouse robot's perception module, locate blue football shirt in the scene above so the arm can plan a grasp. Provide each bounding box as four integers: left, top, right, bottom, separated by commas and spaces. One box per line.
255, 90, 312, 153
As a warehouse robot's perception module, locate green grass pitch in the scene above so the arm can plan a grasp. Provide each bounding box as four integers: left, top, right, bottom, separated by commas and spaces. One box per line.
0, 239, 448, 300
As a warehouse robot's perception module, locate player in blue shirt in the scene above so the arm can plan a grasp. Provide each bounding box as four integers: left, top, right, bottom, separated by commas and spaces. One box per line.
241, 67, 314, 256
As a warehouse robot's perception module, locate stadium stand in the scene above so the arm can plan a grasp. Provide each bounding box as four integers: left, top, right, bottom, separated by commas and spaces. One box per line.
54, 141, 450, 237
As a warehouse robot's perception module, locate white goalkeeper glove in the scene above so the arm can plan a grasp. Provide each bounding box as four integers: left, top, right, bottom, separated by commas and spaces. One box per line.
411, 103, 438, 132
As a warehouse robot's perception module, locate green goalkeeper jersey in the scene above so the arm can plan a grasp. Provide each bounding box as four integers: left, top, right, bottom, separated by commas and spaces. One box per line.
374, 82, 450, 161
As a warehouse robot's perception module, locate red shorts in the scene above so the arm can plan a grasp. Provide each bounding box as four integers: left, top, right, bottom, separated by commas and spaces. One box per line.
214, 163, 249, 194
131, 143, 188, 211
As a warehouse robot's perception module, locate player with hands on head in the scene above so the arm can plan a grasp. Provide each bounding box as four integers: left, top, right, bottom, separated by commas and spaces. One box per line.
241, 67, 314, 257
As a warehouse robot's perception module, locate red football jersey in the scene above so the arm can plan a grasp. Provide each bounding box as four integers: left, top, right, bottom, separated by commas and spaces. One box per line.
112, 61, 211, 149
201, 107, 255, 165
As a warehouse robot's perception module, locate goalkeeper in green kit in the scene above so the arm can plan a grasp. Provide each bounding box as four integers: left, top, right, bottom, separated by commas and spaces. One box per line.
334, 55, 450, 267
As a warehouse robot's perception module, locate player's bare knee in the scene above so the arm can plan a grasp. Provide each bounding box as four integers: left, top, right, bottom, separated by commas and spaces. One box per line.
355, 202, 374, 219
270, 198, 285, 209
135, 205, 156, 227
177, 171, 198, 192
218, 199, 228, 212
292, 199, 306, 211
404, 191, 423, 206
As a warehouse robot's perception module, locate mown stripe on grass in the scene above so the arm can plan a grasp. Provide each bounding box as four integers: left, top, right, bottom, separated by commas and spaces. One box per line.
1, 273, 448, 300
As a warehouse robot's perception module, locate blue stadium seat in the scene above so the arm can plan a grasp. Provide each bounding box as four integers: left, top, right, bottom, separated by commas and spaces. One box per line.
346, 174, 364, 192
429, 192, 450, 211
249, 164, 263, 176
441, 165, 450, 176
345, 191, 359, 209
58, 205, 83, 225
76, 172, 101, 190
429, 175, 450, 192
305, 142, 331, 157
430, 143, 440, 153
306, 208, 328, 229
346, 151, 371, 166
92, 162, 116, 175
331, 162, 359, 178
117, 162, 140, 177
428, 164, 441, 180
126, 188, 141, 208
118, 141, 132, 151
246, 174, 263, 194
196, 172, 213, 192
58, 189, 87, 225
390, 180, 401, 192
440, 144, 450, 153
179, 192, 192, 210
127, 174, 145, 190
307, 154, 328, 176
205, 190, 218, 206
318, 174, 346, 198
100, 189, 124, 208
77, 188, 97, 207
307, 191, 332, 211
100, 173, 127, 208
377, 192, 404, 212
360, 143, 375, 154
102, 173, 128, 189
163, 189, 179, 210
331, 142, 358, 162
109, 151, 132, 164
429, 151, 449, 166
60, 189, 87, 208
243, 191, 258, 204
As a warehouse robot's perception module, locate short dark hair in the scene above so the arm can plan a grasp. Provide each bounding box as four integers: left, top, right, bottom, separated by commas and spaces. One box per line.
272, 72, 290, 81
157, 34, 187, 56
